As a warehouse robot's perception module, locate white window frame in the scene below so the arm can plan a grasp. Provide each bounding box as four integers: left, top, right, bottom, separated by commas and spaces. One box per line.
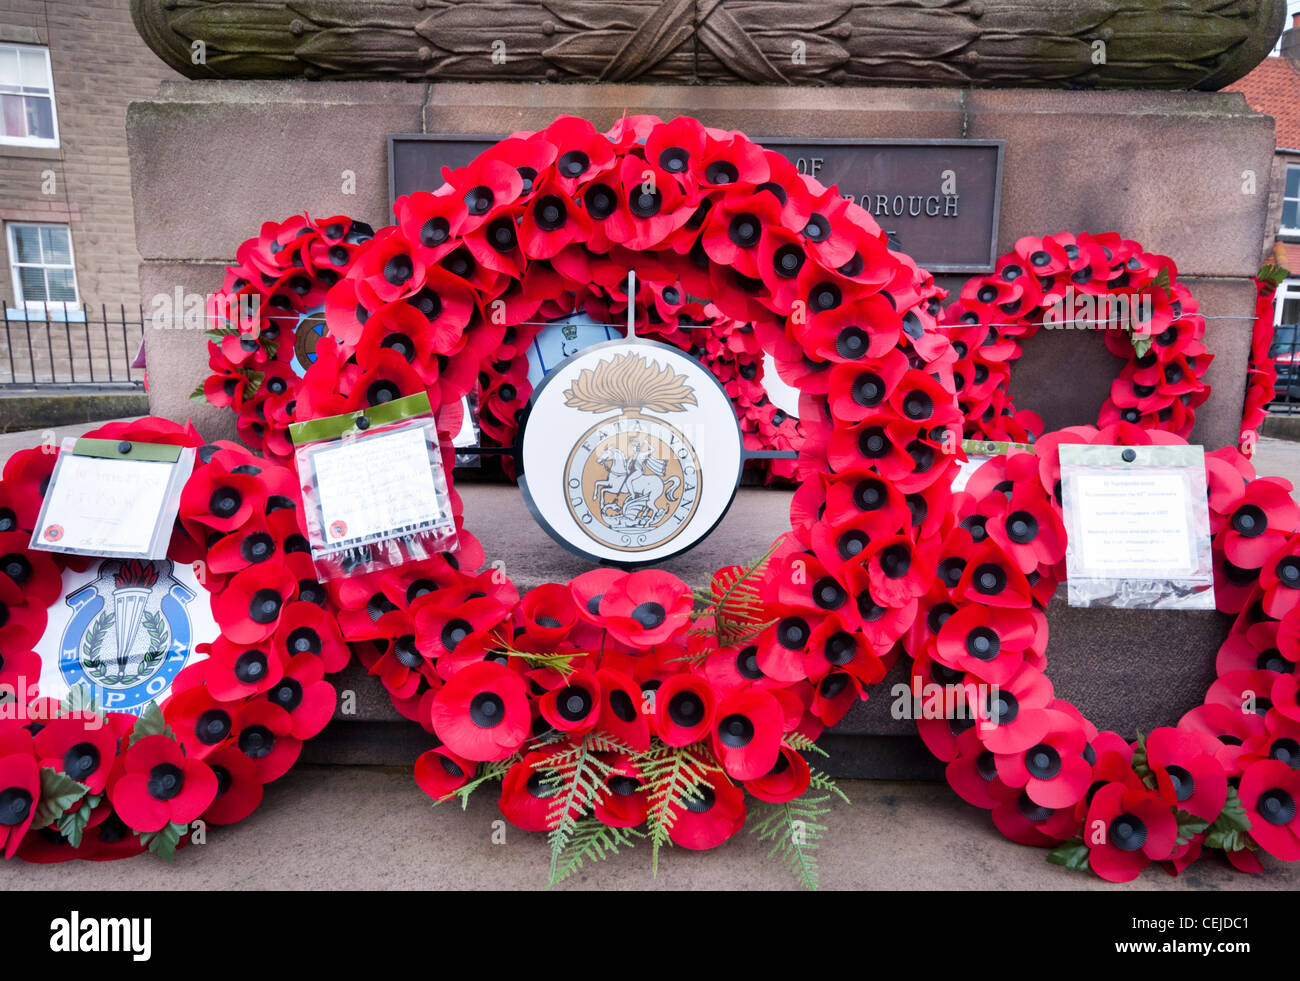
7, 222, 80, 318
1275, 277, 1300, 327
0, 42, 59, 148
1283, 164, 1300, 238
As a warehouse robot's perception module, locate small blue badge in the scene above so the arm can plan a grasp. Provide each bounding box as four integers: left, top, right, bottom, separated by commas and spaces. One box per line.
58, 559, 198, 714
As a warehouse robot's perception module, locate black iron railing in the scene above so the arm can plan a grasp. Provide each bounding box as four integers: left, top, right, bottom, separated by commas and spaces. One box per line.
0, 304, 144, 389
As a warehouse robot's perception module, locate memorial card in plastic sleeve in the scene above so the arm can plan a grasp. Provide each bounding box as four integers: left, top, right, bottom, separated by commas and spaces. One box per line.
1059, 443, 1214, 610
294, 396, 458, 580
30, 438, 194, 560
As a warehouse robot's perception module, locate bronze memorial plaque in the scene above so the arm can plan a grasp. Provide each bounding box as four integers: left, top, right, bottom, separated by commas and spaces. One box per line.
390, 134, 1004, 273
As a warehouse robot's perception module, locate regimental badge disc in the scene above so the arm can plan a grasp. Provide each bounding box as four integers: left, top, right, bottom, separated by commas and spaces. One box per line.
34, 558, 217, 714
518, 339, 744, 566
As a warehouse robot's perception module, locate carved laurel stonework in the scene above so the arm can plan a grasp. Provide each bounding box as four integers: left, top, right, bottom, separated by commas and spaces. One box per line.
131, 0, 1284, 90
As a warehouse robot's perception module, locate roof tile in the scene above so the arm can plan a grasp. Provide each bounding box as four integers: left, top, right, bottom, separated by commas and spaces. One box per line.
1225, 56, 1300, 151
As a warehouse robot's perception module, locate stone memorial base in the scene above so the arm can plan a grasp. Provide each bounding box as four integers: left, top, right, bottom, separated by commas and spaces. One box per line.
128, 81, 1271, 775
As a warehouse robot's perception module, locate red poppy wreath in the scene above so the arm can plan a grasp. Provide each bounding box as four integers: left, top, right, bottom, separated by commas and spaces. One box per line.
906, 424, 1300, 881
0, 417, 347, 862
940, 232, 1212, 443
174, 112, 951, 887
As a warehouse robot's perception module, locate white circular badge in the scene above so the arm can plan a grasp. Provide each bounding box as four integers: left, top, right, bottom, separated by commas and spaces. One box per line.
33, 558, 216, 715
518, 339, 744, 566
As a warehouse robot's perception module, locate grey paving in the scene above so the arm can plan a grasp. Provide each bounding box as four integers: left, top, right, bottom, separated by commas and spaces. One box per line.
2, 767, 1297, 891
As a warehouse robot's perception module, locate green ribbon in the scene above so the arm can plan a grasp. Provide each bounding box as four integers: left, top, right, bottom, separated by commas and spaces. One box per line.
289, 391, 434, 445
72, 438, 182, 463
961, 438, 1034, 458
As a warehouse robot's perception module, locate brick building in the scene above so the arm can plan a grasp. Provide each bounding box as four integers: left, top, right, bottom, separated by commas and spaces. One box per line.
1225, 15, 1300, 359
1, 0, 178, 334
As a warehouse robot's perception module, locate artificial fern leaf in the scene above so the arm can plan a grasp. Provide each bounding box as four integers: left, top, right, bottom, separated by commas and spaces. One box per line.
549, 817, 644, 888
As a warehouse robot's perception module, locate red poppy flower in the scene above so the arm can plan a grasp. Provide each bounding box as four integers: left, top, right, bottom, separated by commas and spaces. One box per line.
1272, 671, 1300, 724
0, 576, 45, 650
211, 562, 297, 645
109, 734, 218, 834
32, 715, 119, 796
1248, 535, 1300, 618
653, 673, 717, 747
602, 154, 690, 252
1218, 478, 1300, 571
162, 684, 235, 759
1237, 708, 1300, 771
1238, 758, 1300, 860
517, 582, 579, 648
415, 590, 511, 666
518, 178, 594, 261
1, 447, 55, 530
644, 115, 708, 187
0, 748, 40, 858
754, 608, 823, 684
935, 604, 1038, 686
1083, 781, 1177, 882
430, 660, 529, 762
352, 616, 421, 700
803, 614, 884, 683
796, 187, 858, 269
200, 635, 284, 701
945, 727, 1004, 810
809, 664, 871, 727
708, 688, 784, 782
539, 669, 601, 735
973, 662, 1055, 754
0, 532, 60, 607
396, 190, 468, 266
860, 533, 935, 607
593, 753, 650, 828
201, 744, 264, 826
537, 116, 616, 192
666, 767, 746, 850
354, 226, 427, 304
989, 779, 1081, 847
1207, 668, 1278, 724
954, 540, 1033, 610
994, 708, 1091, 810
983, 484, 1068, 574
594, 668, 651, 752
414, 745, 475, 802
179, 465, 267, 535
498, 750, 579, 832
273, 600, 350, 674
598, 570, 692, 648
1178, 702, 1265, 777
701, 190, 784, 279
744, 743, 812, 804
264, 652, 336, 741
1144, 726, 1227, 822
230, 700, 299, 784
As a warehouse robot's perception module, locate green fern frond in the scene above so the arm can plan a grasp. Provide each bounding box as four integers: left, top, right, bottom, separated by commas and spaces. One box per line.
808, 766, 850, 805
549, 817, 645, 887
782, 732, 829, 758
539, 734, 625, 885
636, 742, 721, 876
747, 793, 832, 891
692, 538, 783, 648
439, 754, 521, 811
490, 630, 586, 677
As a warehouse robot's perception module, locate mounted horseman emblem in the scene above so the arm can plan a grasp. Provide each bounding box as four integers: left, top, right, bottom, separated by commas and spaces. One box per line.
563, 352, 702, 551
518, 339, 744, 567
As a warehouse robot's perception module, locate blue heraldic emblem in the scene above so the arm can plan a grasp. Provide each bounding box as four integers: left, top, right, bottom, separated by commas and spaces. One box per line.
59, 559, 198, 713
